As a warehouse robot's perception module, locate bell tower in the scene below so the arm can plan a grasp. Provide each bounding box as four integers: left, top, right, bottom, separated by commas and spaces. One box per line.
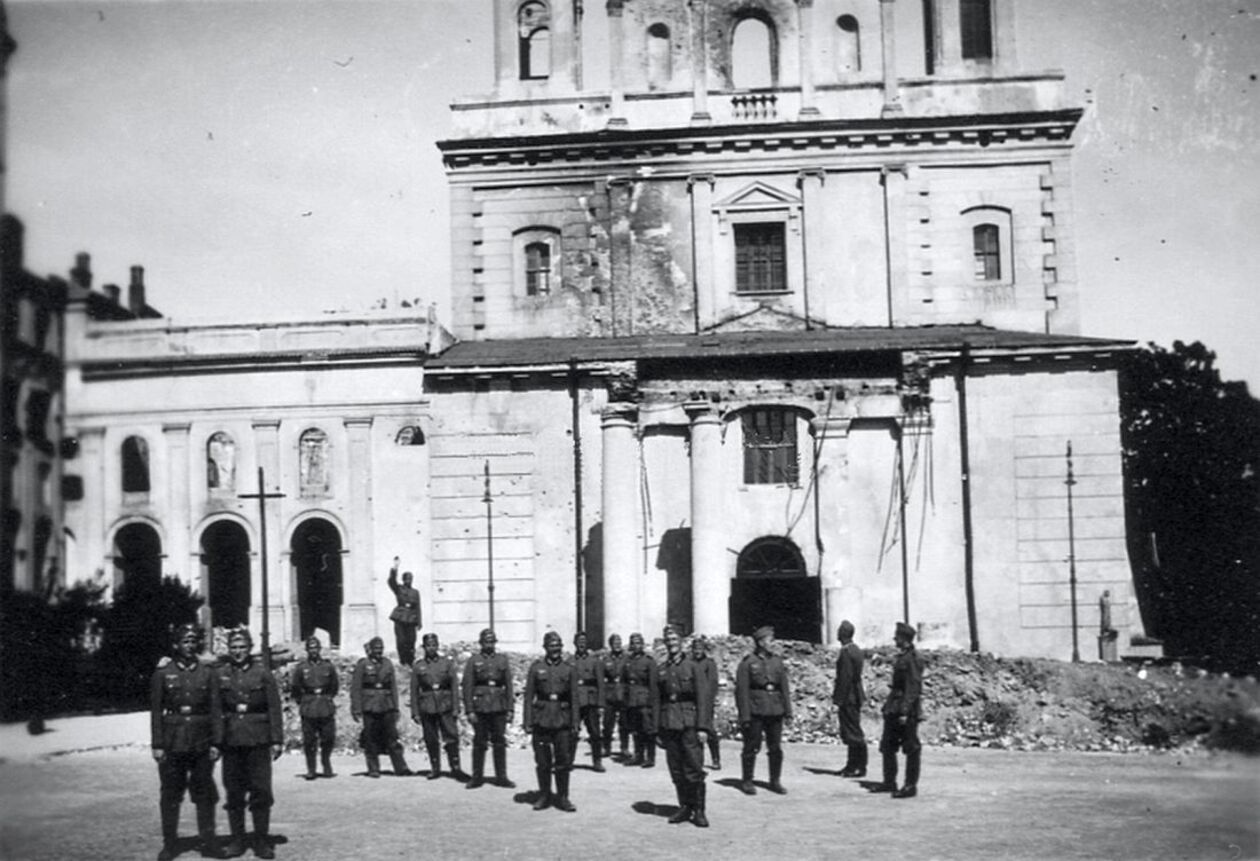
492, 0, 584, 99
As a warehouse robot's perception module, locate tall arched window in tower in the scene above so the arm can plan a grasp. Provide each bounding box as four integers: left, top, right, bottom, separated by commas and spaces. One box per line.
206, 431, 236, 492
647, 23, 672, 89
518, 0, 551, 80
962, 205, 1012, 284
731, 15, 776, 89
299, 428, 330, 497
973, 223, 1001, 280
121, 435, 150, 494
960, 0, 993, 61
835, 15, 861, 73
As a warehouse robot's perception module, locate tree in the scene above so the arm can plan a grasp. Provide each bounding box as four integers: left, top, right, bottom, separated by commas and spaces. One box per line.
95, 575, 205, 704
1120, 341, 1260, 672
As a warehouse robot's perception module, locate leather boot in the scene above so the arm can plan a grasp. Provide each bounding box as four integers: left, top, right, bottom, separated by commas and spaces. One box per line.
553, 770, 576, 812
320, 747, 335, 778
389, 745, 413, 776
667, 783, 692, 824
691, 782, 710, 829
492, 745, 515, 788
196, 802, 228, 859
252, 809, 274, 860
532, 768, 551, 810
873, 751, 897, 792
428, 755, 443, 780
447, 746, 468, 782
642, 739, 655, 768
365, 753, 381, 778
768, 750, 787, 794
852, 744, 868, 778
894, 750, 920, 798
629, 736, 643, 766
157, 800, 179, 861
837, 744, 856, 776
739, 754, 757, 795
591, 740, 605, 773
303, 748, 318, 780
222, 809, 247, 858
709, 736, 722, 770
466, 747, 486, 788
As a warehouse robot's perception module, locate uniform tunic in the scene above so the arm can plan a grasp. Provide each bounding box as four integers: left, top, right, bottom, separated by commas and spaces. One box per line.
735, 650, 792, 757
150, 657, 222, 806
217, 658, 282, 813
832, 642, 866, 746
600, 649, 628, 749
571, 649, 605, 750
387, 568, 421, 666
621, 651, 658, 739
351, 656, 404, 758
291, 657, 339, 749
879, 646, 923, 755
410, 653, 461, 751
523, 656, 579, 774
656, 654, 714, 787
462, 651, 514, 752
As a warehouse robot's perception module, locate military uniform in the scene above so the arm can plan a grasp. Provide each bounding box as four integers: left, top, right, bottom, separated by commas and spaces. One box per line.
621, 648, 658, 767
350, 652, 411, 777
387, 565, 421, 666
735, 636, 792, 794
570, 645, 606, 771
218, 651, 282, 857
150, 651, 224, 858
657, 650, 714, 826
290, 654, 339, 778
523, 651, 579, 810
832, 629, 867, 777
461, 648, 515, 787
600, 646, 628, 758
879, 625, 924, 797
689, 650, 721, 768
409, 651, 463, 779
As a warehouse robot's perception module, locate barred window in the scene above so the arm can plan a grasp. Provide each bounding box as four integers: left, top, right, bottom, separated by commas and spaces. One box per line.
973, 223, 1001, 280
121, 435, 150, 494
734, 222, 786, 293
525, 241, 551, 296
742, 408, 799, 485
960, 0, 993, 61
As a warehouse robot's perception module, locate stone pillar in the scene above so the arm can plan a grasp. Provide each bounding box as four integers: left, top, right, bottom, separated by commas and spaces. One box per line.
77, 426, 108, 582
685, 401, 726, 636
250, 421, 284, 641
994, 0, 1017, 72
343, 417, 376, 646
811, 413, 853, 644
882, 164, 909, 326
797, 0, 819, 117
937, 0, 962, 73
607, 0, 627, 126
879, 0, 902, 116
797, 168, 826, 325
161, 423, 192, 585
688, 174, 716, 331
601, 403, 639, 636
689, 0, 711, 123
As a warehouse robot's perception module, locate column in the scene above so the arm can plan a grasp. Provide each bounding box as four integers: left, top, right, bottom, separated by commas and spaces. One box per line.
797, 168, 826, 325
937, 0, 962, 73
607, 0, 627, 126
688, 174, 716, 331
879, 0, 902, 116
686, 401, 726, 636
601, 403, 639, 636
810, 413, 853, 645
343, 417, 376, 645
881, 164, 909, 326
797, 0, 820, 117
77, 426, 108, 582
689, 0, 711, 123
250, 421, 283, 640
161, 423, 192, 584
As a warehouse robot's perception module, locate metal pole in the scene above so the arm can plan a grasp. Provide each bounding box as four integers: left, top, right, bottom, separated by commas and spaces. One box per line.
1066, 441, 1080, 663
239, 467, 285, 670
483, 460, 496, 630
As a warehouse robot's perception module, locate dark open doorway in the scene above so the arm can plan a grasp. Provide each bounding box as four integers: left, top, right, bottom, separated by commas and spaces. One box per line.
291, 519, 343, 647
201, 520, 251, 629
113, 522, 162, 588
729, 536, 821, 644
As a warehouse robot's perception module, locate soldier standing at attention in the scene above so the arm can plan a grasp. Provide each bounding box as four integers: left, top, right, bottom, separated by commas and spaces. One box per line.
600, 634, 629, 760
621, 632, 657, 768
386, 556, 421, 666
409, 632, 467, 781
657, 629, 713, 828
523, 631, 580, 811
350, 637, 412, 778
735, 625, 792, 796
217, 629, 283, 859
290, 636, 339, 781
150, 623, 227, 860
461, 628, 516, 789
832, 620, 867, 777
570, 631, 605, 772
688, 635, 721, 770
876, 622, 924, 798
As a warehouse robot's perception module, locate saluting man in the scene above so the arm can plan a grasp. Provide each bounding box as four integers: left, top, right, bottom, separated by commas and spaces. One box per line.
150, 623, 227, 860
461, 628, 516, 789
656, 629, 714, 828
735, 625, 792, 796
217, 629, 283, 859
350, 636, 412, 779
386, 557, 421, 666
621, 632, 658, 768
523, 631, 580, 811
409, 632, 467, 781
570, 631, 606, 772
290, 636, 339, 780
600, 634, 629, 760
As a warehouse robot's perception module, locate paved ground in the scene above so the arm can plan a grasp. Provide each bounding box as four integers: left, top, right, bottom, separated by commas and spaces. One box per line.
0, 712, 1257, 860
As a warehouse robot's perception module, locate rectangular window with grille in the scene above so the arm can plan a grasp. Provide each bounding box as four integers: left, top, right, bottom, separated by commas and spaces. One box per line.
734, 222, 786, 293
742, 408, 799, 484
973, 223, 1001, 280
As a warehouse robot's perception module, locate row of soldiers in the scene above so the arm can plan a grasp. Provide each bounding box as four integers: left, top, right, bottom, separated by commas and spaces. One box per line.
150, 619, 923, 858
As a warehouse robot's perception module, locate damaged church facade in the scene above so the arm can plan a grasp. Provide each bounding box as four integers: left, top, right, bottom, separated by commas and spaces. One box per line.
63, 0, 1145, 660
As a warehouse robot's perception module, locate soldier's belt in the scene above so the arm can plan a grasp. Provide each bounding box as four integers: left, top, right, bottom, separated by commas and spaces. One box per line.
750, 684, 779, 691
480, 680, 501, 687
233, 703, 270, 714
370, 682, 393, 689
578, 680, 599, 687
663, 693, 695, 703
535, 694, 570, 703
166, 706, 209, 716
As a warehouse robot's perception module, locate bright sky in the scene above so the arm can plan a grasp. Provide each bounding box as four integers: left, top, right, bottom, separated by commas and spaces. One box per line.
5, 0, 1258, 390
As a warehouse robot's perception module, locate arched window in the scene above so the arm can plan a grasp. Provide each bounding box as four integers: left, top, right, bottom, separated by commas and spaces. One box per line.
207, 431, 236, 492
514, 226, 560, 298
741, 407, 800, 485
647, 23, 672, 89
973, 223, 1001, 280
121, 435, 150, 493
835, 15, 861, 73
960, 0, 993, 61
518, 1, 551, 80
395, 426, 426, 446
962, 206, 1012, 284
525, 242, 552, 296
299, 428, 330, 497
731, 15, 776, 89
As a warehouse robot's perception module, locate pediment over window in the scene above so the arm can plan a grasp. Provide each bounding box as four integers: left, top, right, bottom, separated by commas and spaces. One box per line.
715, 181, 801, 212
704, 303, 813, 333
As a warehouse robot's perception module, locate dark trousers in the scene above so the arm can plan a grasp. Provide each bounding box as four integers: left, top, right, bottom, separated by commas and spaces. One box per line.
531, 725, 575, 774
471, 712, 509, 753
221, 745, 273, 813
740, 715, 784, 758
419, 711, 460, 757
625, 705, 653, 749
361, 710, 403, 757
837, 703, 865, 746
394, 622, 417, 666
879, 715, 921, 755
602, 702, 627, 750
301, 715, 336, 755
157, 749, 219, 807
660, 727, 706, 788
576, 705, 601, 751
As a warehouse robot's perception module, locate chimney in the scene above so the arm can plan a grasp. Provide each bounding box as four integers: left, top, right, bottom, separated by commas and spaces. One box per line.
128, 265, 146, 315
103, 284, 120, 305
70, 252, 92, 289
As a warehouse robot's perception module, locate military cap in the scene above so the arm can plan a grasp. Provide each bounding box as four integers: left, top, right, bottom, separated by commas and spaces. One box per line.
172, 622, 201, 644
479, 628, 496, 641
543, 630, 563, 645
837, 619, 855, 640
305, 635, 322, 648
227, 628, 252, 645
895, 621, 916, 642
753, 625, 775, 641
422, 632, 439, 646
366, 636, 384, 649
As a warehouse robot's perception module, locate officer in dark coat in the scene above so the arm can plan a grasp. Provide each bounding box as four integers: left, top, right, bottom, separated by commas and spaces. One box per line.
832, 619, 867, 777
290, 636, 339, 780
735, 625, 792, 795
621, 632, 657, 767
386, 557, 421, 666
150, 623, 227, 860
600, 633, 629, 760
461, 628, 516, 789
877, 622, 924, 798
523, 631, 580, 811
409, 632, 467, 781
688, 635, 721, 770
569, 631, 606, 772
217, 629, 283, 859
350, 636, 412, 778
657, 629, 714, 828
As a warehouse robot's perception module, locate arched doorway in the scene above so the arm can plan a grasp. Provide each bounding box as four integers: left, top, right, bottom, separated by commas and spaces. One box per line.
729, 536, 821, 643
113, 522, 162, 589
201, 521, 251, 629
291, 519, 343, 647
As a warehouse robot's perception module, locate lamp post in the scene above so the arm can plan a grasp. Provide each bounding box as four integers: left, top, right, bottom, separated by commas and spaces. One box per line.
483, 460, 496, 630
1065, 442, 1080, 663
240, 467, 285, 670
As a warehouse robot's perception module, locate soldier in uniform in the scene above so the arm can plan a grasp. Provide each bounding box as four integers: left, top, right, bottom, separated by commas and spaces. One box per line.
150, 623, 227, 860
832, 619, 867, 777
877, 622, 924, 798
461, 628, 516, 789
600, 634, 629, 760
569, 631, 605, 772
217, 629, 283, 860
290, 636, 339, 780
735, 625, 792, 795
657, 628, 713, 828
386, 556, 421, 666
621, 632, 657, 768
409, 632, 467, 781
523, 631, 579, 811
688, 635, 721, 770
350, 636, 412, 778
